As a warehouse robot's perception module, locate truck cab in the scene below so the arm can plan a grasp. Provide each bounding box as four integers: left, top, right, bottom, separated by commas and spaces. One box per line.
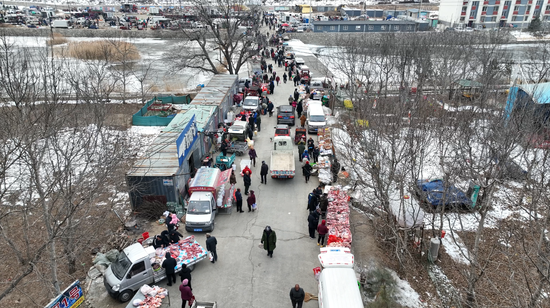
104, 244, 155, 302
185, 191, 217, 232
228, 120, 248, 141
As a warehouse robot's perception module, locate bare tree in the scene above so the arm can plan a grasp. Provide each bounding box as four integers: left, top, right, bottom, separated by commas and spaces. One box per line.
166, 0, 261, 75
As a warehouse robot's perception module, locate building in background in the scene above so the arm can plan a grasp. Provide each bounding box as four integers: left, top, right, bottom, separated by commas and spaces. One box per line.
439, 0, 550, 29
312, 20, 429, 32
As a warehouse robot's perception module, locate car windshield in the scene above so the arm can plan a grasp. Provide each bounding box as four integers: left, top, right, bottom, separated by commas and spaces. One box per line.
230, 125, 244, 131
280, 107, 293, 113
275, 129, 289, 135
111, 252, 132, 280
188, 200, 211, 214
310, 115, 325, 122
244, 99, 257, 106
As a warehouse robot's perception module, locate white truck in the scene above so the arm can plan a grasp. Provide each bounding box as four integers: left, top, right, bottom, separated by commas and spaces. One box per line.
104, 239, 208, 302
185, 167, 233, 232
270, 136, 295, 179
317, 247, 364, 308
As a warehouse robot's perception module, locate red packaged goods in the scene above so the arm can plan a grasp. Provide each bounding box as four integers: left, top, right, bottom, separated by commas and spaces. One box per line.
325, 187, 353, 247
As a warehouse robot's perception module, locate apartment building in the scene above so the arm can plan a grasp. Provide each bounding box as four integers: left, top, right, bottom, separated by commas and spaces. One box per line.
439, 0, 550, 28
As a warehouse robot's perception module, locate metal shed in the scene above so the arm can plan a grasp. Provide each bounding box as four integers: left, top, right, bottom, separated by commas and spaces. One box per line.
127, 109, 212, 210
191, 74, 238, 124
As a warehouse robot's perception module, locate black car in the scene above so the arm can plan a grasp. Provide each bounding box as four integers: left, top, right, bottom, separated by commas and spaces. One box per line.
277, 105, 295, 126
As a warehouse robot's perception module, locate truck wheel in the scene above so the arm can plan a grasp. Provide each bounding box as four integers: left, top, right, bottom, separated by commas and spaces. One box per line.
118, 289, 134, 302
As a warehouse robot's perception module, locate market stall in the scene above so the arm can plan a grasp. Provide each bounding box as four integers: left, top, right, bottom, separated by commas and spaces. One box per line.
152, 236, 208, 273
325, 187, 352, 248
126, 285, 169, 308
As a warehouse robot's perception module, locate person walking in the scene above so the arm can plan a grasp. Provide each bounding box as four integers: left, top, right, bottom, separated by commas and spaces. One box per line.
220, 139, 228, 157
247, 125, 254, 140
260, 161, 269, 184
307, 137, 315, 152
269, 80, 275, 94
206, 233, 218, 263
248, 114, 256, 132
297, 142, 305, 163
162, 252, 177, 286
256, 114, 262, 132
268, 101, 274, 117
289, 284, 305, 308
303, 161, 312, 183
308, 209, 320, 239
288, 95, 294, 105
249, 146, 258, 167
300, 114, 306, 128
230, 170, 237, 185
261, 226, 277, 258
283, 72, 287, 83
301, 150, 310, 162
307, 190, 318, 213
313, 146, 320, 163
179, 279, 193, 308
235, 188, 243, 213
275, 75, 280, 85
293, 88, 299, 102
296, 100, 303, 117
243, 170, 251, 195
247, 190, 256, 212
179, 264, 192, 289
317, 220, 329, 247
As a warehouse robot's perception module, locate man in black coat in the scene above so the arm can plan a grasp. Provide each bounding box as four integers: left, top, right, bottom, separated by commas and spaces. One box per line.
248, 115, 255, 132
267, 101, 274, 117
220, 140, 228, 157
235, 188, 243, 213
169, 230, 183, 244
153, 234, 167, 249
293, 89, 299, 102
289, 284, 305, 308
179, 263, 192, 290
307, 209, 320, 238
260, 161, 269, 184
206, 233, 218, 263
307, 192, 318, 213
162, 252, 177, 286
243, 170, 251, 195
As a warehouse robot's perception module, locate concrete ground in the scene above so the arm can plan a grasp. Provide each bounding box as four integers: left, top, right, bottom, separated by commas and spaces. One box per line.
93, 51, 325, 308
167, 54, 322, 307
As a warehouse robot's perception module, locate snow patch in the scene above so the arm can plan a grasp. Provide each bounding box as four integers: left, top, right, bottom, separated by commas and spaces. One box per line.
388, 269, 426, 308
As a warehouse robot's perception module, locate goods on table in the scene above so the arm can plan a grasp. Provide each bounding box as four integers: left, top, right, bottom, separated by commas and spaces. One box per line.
317, 128, 333, 156
134, 285, 167, 307
325, 188, 352, 248
152, 236, 208, 271
217, 184, 235, 208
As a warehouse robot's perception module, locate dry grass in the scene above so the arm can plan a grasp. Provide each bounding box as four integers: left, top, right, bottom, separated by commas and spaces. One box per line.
47, 33, 68, 46
66, 40, 141, 62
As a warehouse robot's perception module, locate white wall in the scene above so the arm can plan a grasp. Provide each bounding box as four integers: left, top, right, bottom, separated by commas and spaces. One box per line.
438, 0, 464, 26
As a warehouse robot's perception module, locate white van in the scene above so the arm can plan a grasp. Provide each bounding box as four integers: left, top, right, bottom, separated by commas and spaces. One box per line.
306, 102, 326, 134
51, 19, 70, 28
295, 57, 305, 68
318, 247, 363, 308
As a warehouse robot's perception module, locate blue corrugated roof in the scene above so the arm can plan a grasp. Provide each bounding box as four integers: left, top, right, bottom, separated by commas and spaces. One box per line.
518, 83, 550, 104
128, 107, 216, 177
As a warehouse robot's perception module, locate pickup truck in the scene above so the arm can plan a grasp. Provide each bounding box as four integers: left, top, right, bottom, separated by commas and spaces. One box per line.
270, 136, 296, 179
104, 239, 208, 302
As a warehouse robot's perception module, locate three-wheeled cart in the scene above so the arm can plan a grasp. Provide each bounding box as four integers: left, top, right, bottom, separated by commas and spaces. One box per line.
215, 153, 236, 171
295, 127, 307, 144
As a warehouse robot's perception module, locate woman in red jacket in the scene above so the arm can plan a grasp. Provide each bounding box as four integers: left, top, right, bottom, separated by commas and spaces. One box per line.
179, 279, 193, 308
317, 220, 329, 247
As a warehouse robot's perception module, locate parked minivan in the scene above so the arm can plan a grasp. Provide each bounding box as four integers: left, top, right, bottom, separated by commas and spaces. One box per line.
306, 102, 326, 133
